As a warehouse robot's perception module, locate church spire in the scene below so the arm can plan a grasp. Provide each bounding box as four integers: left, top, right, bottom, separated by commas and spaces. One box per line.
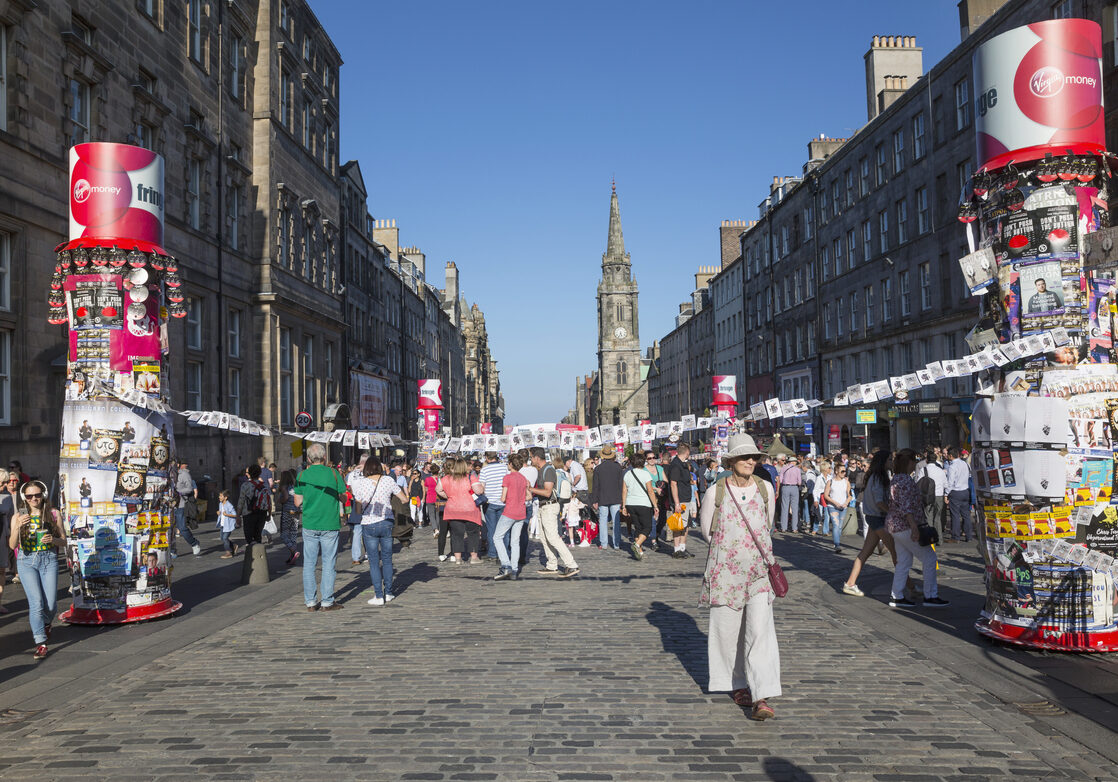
605, 181, 626, 261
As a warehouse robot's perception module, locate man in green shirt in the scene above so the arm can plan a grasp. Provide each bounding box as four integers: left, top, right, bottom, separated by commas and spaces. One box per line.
294, 443, 347, 611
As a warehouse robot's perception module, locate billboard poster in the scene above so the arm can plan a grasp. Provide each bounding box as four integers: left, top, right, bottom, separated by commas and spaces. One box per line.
349, 370, 388, 429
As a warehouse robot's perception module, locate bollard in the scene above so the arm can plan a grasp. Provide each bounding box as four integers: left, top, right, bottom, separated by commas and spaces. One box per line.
241, 542, 271, 585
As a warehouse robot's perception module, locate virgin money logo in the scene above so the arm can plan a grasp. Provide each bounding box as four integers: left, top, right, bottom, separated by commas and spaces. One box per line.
73, 179, 91, 203
1030, 66, 1065, 97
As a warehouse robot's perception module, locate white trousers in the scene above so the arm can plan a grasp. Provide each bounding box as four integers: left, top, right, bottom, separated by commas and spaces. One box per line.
707, 596, 782, 700
891, 532, 938, 599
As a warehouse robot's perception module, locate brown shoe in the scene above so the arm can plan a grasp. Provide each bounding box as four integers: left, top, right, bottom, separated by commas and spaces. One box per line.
321, 603, 344, 611
731, 688, 752, 707
307, 604, 319, 611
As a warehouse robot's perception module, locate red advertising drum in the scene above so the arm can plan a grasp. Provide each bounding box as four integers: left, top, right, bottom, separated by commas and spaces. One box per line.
974, 19, 1104, 170
417, 379, 443, 410
712, 375, 737, 407
69, 142, 166, 252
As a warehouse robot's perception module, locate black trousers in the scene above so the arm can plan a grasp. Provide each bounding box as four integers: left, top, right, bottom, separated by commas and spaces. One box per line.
437, 517, 451, 556
449, 519, 480, 557
242, 511, 266, 545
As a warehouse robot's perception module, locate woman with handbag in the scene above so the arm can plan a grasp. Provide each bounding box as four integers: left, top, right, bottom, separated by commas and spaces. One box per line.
349, 456, 410, 605
841, 450, 898, 596
886, 449, 949, 609
699, 433, 782, 721
436, 457, 484, 564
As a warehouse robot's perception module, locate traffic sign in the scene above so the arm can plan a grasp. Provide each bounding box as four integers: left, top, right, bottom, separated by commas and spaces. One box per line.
295, 411, 313, 430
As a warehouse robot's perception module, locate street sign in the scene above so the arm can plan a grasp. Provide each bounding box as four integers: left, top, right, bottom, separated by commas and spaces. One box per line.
803, 423, 813, 435
295, 411, 313, 430
854, 408, 878, 425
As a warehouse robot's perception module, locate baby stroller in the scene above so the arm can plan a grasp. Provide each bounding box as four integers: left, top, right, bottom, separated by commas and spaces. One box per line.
576, 501, 598, 546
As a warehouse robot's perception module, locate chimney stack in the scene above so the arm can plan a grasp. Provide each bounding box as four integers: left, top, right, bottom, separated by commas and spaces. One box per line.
864, 35, 922, 122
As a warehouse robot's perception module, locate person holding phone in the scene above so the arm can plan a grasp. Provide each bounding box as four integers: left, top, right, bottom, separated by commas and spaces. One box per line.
8, 481, 66, 660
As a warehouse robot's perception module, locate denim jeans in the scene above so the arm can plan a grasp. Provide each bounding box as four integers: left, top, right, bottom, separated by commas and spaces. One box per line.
361, 520, 394, 599
827, 507, 844, 548
17, 550, 58, 644
597, 503, 622, 548
484, 503, 505, 557
800, 496, 811, 530
174, 507, 199, 547
302, 528, 339, 607
220, 530, 234, 553
349, 522, 364, 561
493, 514, 526, 572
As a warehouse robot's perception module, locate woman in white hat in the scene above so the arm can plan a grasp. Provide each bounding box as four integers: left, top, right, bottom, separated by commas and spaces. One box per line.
699, 432, 781, 720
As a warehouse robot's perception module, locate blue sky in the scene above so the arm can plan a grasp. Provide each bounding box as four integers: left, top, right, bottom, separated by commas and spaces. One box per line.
315, 1, 960, 426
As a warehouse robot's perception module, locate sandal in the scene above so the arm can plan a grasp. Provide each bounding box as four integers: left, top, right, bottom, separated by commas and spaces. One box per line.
731, 688, 752, 707
751, 700, 774, 721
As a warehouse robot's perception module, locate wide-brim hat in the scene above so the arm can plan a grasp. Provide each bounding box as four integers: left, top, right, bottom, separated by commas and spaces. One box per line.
722, 433, 765, 462
600, 444, 616, 459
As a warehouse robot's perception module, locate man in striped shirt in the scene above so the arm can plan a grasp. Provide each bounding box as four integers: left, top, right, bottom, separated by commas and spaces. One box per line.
479, 451, 509, 559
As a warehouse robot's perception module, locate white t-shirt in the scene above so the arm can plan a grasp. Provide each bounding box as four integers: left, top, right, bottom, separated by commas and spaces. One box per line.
349, 474, 398, 524
827, 477, 851, 507
568, 461, 587, 490
623, 467, 654, 507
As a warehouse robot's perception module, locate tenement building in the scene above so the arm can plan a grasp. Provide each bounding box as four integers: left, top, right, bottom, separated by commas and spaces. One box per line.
0, 0, 498, 487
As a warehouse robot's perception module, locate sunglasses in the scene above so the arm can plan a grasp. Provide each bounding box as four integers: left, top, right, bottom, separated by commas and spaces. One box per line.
24, 492, 43, 499
6, 478, 17, 483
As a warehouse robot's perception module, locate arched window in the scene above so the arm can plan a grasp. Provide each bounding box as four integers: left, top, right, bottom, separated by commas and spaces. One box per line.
616, 360, 628, 386
617, 304, 624, 321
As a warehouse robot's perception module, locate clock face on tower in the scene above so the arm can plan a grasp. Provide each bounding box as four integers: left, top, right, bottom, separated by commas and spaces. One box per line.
614, 326, 627, 340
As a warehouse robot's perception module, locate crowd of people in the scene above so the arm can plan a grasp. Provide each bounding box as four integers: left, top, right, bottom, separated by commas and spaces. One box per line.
1, 439, 970, 720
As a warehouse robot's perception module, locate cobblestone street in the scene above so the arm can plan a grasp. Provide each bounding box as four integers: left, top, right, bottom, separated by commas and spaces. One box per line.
1, 528, 1116, 781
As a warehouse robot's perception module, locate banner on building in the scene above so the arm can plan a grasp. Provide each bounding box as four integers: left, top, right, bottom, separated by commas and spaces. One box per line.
349, 370, 388, 429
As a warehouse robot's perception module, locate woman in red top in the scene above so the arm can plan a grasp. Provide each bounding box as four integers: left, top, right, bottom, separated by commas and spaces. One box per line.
437, 457, 484, 564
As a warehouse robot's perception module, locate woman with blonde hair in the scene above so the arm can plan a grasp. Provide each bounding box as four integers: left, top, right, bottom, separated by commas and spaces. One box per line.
437, 457, 484, 564
8, 480, 66, 660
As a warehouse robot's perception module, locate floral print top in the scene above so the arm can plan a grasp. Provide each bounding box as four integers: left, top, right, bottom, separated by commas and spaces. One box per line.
885, 473, 921, 534
699, 479, 775, 610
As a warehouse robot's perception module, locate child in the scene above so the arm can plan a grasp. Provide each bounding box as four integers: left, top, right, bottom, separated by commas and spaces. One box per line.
564, 493, 583, 547
217, 490, 238, 558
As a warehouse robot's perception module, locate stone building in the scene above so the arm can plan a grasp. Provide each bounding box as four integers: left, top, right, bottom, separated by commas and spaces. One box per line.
0, 0, 497, 486
594, 184, 648, 426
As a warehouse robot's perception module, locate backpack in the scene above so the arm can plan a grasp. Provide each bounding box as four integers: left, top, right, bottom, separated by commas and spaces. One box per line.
555, 469, 572, 501
713, 475, 771, 517
916, 474, 936, 507
251, 480, 272, 513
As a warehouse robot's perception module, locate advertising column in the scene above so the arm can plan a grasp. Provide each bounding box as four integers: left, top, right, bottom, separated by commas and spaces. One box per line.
417, 379, 443, 434
963, 20, 1117, 651
54, 143, 185, 624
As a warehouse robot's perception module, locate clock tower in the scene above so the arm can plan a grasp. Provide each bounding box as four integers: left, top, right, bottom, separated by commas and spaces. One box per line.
596, 183, 647, 426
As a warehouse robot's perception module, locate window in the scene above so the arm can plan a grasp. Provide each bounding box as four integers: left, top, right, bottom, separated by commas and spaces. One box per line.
844, 169, 854, 206
900, 270, 912, 316
849, 293, 859, 334
896, 199, 908, 244
878, 210, 889, 254
134, 122, 154, 150
228, 184, 241, 250
187, 0, 202, 61
69, 78, 90, 147
616, 360, 628, 385
781, 225, 789, 257
846, 229, 856, 270
860, 157, 870, 196
186, 361, 202, 410
916, 187, 930, 234
865, 285, 875, 328
230, 34, 244, 100
279, 1, 290, 35
301, 96, 312, 148
803, 204, 813, 240
893, 129, 905, 173
0, 231, 9, 310
919, 262, 932, 310
277, 204, 289, 265
836, 298, 844, 337
862, 220, 873, 261
1053, 0, 1075, 18
913, 113, 926, 160
280, 327, 292, 425
187, 158, 201, 229
185, 297, 202, 349
793, 269, 801, 304
303, 335, 315, 418
821, 244, 830, 280
280, 69, 293, 130
831, 180, 840, 217
325, 341, 335, 403
228, 367, 241, 416
954, 78, 970, 131
227, 309, 241, 358
806, 263, 814, 297
875, 143, 887, 186
957, 159, 971, 192
882, 279, 893, 322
